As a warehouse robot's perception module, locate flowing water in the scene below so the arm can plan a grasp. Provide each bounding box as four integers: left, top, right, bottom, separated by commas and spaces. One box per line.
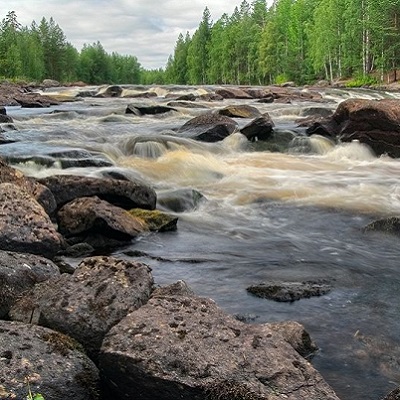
4, 85, 400, 399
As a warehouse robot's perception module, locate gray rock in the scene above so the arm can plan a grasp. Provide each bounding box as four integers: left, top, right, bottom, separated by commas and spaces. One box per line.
100, 293, 340, 400
157, 188, 206, 213
0, 250, 60, 318
10, 256, 154, 361
0, 321, 99, 400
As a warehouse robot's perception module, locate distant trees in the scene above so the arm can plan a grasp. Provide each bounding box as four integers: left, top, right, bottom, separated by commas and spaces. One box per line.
0, 11, 142, 84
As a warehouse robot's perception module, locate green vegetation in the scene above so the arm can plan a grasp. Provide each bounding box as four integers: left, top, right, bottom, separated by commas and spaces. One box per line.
1, 1, 400, 86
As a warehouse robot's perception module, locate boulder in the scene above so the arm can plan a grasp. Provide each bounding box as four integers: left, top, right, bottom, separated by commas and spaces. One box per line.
10, 256, 154, 361
126, 103, 177, 115
381, 387, 400, 399
242, 88, 272, 99
42, 79, 60, 87
240, 115, 275, 141
157, 188, 206, 212
363, 217, 400, 236
0, 250, 60, 318
178, 113, 238, 142
94, 85, 123, 97
0, 106, 13, 123
99, 288, 340, 400
38, 174, 156, 210
218, 104, 261, 119
127, 209, 178, 232
215, 87, 253, 99
0, 183, 64, 258
167, 101, 208, 109
0, 321, 99, 400
57, 196, 148, 240
250, 129, 296, 153
247, 280, 332, 302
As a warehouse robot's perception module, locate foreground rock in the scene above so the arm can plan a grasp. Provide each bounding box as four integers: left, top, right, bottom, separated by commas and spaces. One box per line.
10, 256, 154, 361
0, 321, 99, 400
0, 183, 64, 258
39, 174, 157, 210
306, 99, 400, 157
240, 115, 275, 141
0, 250, 60, 318
100, 288, 340, 400
177, 113, 238, 142
363, 217, 400, 236
247, 280, 332, 302
127, 208, 178, 232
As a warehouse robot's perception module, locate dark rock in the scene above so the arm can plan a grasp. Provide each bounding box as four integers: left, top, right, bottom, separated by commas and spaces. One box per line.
250, 129, 296, 153
128, 208, 178, 232
0, 106, 13, 123
167, 101, 208, 109
0, 251, 60, 318
157, 188, 206, 212
247, 280, 332, 302
38, 174, 156, 210
215, 87, 253, 99
60, 242, 95, 258
218, 104, 261, 119
95, 85, 123, 98
240, 115, 275, 141
126, 103, 177, 115
0, 321, 99, 400
100, 292, 340, 400
178, 113, 238, 142
363, 217, 400, 236
57, 196, 148, 240
10, 256, 154, 361
152, 280, 195, 297
381, 387, 400, 400
0, 183, 64, 258
198, 93, 224, 101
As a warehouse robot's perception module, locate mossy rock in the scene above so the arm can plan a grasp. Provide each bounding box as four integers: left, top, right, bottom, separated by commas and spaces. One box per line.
128, 209, 178, 232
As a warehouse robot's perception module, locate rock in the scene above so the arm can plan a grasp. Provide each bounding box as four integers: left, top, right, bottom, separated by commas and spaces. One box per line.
0, 106, 13, 123
0, 321, 99, 400
57, 196, 148, 240
250, 129, 296, 153
167, 101, 208, 109
178, 113, 238, 142
10, 256, 154, 361
128, 208, 178, 232
381, 387, 400, 400
95, 85, 123, 97
198, 93, 224, 101
126, 103, 177, 115
240, 115, 275, 141
157, 188, 206, 212
123, 91, 158, 99
42, 79, 60, 87
0, 250, 60, 318
247, 280, 332, 302
215, 87, 253, 99
0, 183, 64, 258
38, 174, 156, 210
242, 88, 272, 99
363, 217, 400, 236
100, 291, 340, 400
300, 107, 334, 118
152, 280, 195, 297
0, 158, 56, 214
218, 104, 261, 118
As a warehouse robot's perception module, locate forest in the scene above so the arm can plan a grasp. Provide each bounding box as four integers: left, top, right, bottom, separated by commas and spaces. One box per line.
1, 0, 399, 86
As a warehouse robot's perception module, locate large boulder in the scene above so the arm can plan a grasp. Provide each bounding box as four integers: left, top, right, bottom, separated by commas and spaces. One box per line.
0, 321, 99, 400
178, 113, 238, 142
306, 99, 400, 157
99, 288, 340, 400
39, 174, 156, 210
0, 183, 64, 258
218, 104, 261, 118
10, 256, 154, 361
240, 115, 275, 141
126, 103, 177, 115
0, 106, 13, 123
0, 250, 60, 318
215, 87, 253, 99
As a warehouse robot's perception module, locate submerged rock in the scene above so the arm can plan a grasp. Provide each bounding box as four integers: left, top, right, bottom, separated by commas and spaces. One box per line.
157, 188, 206, 212
0, 321, 99, 400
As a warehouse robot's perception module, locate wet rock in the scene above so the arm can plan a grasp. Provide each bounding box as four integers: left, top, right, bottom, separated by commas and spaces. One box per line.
198, 93, 224, 101
100, 291, 340, 400
0, 321, 99, 400
57, 196, 148, 240
39, 174, 156, 210
215, 87, 253, 99
381, 386, 400, 400
0, 158, 56, 214
240, 115, 275, 141
157, 188, 206, 212
128, 208, 178, 232
10, 256, 154, 361
167, 101, 208, 109
123, 91, 158, 98
42, 78, 60, 87
0, 183, 64, 258
363, 217, 400, 236
126, 103, 177, 115
242, 88, 272, 99
0, 106, 13, 123
300, 106, 334, 118
178, 113, 238, 142
250, 129, 296, 153
95, 85, 123, 97
247, 280, 332, 302
0, 251, 60, 318
218, 104, 261, 118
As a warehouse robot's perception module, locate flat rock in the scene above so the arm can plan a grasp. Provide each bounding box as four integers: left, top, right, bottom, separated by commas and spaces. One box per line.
100, 290, 340, 400
0, 183, 64, 258
247, 280, 332, 302
39, 174, 156, 210
215, 87, 253, 99
0, 250, 60, 318
218, 104, 261, 118
0, 320, 99, 400
10, 256, 154, 361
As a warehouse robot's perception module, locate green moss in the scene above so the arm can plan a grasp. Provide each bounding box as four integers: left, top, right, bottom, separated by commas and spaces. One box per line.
128, 209, 178, 232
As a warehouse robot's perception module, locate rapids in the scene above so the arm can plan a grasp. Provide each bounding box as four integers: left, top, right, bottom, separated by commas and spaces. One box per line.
4, 85, 400, 400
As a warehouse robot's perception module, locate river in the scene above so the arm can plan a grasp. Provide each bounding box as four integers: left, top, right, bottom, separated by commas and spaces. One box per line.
3, 85, 400, 400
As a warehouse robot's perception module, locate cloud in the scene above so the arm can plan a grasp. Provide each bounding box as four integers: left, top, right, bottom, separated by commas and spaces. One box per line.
0, 0, 238, 69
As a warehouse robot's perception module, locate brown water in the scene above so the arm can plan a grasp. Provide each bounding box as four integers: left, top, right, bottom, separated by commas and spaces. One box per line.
4, 85, 400, 399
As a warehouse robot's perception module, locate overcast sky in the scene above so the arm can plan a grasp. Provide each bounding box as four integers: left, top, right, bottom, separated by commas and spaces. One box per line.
0, 0, 239, 69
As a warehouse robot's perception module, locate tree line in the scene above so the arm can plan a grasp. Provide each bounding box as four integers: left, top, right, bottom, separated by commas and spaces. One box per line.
164, 0, 400, 86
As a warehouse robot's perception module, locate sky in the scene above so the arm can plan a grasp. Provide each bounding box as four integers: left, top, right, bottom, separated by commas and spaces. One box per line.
0, 0, 239, 70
